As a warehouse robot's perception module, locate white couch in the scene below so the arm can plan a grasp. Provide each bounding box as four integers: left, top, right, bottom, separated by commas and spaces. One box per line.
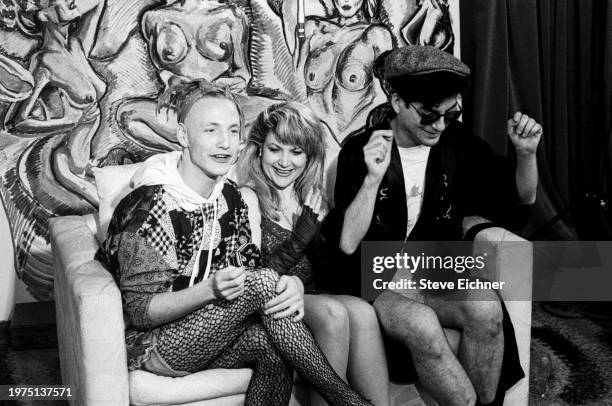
50, 214, 532, 406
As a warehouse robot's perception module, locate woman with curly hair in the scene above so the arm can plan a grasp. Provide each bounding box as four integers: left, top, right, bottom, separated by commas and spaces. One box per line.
238, 101, 390, 406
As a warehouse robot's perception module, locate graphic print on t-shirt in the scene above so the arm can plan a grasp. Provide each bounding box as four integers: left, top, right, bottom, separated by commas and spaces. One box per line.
397, 145, 431, 237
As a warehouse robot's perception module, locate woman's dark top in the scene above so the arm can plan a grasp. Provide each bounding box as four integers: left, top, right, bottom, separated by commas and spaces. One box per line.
260, 217, 316, 293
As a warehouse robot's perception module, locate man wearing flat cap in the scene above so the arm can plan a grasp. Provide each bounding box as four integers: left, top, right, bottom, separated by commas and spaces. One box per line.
322, 45, 542, 405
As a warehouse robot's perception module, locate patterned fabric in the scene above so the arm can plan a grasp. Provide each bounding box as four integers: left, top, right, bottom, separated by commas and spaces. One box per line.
95, 180, 375, 406
142, 198, 173, 259
95, 180, 261, 369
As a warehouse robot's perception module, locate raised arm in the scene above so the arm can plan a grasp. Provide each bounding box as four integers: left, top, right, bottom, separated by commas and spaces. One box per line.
339, 129, 393, 254
38, 0, 104, 52
294, 19, 317, 71
507, 111, 542, 204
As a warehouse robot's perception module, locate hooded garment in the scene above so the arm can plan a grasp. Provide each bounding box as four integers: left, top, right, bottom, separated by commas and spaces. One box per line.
131, 151, 225, 211
130, 151, 226, 284
94, 151, 260, 371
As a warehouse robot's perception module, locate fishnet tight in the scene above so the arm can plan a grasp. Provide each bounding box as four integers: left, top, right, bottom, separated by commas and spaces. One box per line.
156, 269, 374, 406
208, 321, 293, 405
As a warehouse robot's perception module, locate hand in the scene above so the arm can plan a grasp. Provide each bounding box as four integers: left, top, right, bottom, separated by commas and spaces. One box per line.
304, 188, 327, 222
264, 275, 305, 322
364, 130, 393, 181
212, 266, 246, 300
507, 112, 543, 157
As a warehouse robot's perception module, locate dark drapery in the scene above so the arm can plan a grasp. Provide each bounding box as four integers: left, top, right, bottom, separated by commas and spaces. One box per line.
460, 0, 612, 240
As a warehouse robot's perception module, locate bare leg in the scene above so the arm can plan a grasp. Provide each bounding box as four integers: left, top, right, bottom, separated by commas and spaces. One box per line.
303, 294, 350, 406
424, 288, 504, 404
374, 290, 476, 406
334, 295, 390, 406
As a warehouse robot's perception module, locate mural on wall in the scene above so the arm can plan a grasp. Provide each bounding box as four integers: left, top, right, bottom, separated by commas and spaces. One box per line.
0, 0, 457, 300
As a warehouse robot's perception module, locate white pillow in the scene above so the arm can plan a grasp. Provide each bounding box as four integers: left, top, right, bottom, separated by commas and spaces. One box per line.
92, 163, 143, 241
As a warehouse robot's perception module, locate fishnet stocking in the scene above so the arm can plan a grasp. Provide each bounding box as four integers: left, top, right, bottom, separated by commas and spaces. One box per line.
156, 269, 374, 406
209, 321, 293, 405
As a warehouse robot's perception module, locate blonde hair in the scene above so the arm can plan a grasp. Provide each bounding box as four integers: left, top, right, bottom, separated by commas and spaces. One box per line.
157, 79, 245, 138
237, 102, 326, 220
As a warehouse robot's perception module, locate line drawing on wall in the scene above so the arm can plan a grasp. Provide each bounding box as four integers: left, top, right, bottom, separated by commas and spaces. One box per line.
0, 0, 456, 300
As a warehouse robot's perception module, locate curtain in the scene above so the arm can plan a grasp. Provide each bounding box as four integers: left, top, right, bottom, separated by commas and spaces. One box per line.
459, 0, 612, 240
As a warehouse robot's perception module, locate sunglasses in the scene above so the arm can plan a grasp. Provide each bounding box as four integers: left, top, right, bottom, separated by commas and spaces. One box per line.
409, 103, 462, 126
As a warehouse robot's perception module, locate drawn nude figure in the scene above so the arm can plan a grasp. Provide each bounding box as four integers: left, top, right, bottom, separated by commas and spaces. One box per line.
5, 0, 106, 178
117, 0, 275, 152
402, 0, 453, 51
292, 0, 395, 145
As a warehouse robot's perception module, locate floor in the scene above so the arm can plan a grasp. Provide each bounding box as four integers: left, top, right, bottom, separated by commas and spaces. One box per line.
3, 302, 612, 405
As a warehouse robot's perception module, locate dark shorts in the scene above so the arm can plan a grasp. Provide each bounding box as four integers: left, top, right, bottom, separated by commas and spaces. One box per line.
380, 324, 420, 383
378, 299, 525, 404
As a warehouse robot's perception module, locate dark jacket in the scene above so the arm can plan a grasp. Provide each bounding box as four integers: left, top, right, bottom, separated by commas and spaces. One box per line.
319, 104, 530, 294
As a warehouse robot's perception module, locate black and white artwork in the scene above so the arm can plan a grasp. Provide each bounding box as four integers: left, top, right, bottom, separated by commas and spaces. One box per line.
0, 0, 457, 300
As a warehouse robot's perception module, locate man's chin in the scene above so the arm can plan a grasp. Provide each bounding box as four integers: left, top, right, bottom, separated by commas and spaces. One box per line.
421, 136, 441, 146
200, 165, 231, 180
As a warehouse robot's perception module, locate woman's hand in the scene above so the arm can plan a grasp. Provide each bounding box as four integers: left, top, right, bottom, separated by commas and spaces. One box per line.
264, 275, 305, 322
212, 266, 246, 300
304, 188, 327, 221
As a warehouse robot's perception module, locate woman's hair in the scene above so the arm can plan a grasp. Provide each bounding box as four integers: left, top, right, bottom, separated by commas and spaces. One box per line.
237, 101, 326, 221
157, 79, 245, 135
362, 0, 377, 21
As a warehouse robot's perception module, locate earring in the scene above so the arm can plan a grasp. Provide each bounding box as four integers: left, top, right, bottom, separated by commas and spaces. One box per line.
258, 147, 262, 158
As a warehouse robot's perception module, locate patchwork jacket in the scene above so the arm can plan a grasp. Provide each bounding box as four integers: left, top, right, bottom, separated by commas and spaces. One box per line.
95, 180, 259, 370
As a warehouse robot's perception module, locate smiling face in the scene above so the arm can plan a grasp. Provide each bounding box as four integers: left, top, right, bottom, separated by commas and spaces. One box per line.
261, 132, 308, 191
178, 96, 242, 181
391, 94, 460, 148
334, 0, 363, 18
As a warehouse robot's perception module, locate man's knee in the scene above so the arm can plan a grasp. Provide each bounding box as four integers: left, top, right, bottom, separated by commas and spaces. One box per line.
375, 292, 445, 355
461, 295, 503, 338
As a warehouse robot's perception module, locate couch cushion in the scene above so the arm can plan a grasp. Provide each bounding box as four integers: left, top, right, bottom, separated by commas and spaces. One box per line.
129, 368, 252, 406
129, 369, 310, 406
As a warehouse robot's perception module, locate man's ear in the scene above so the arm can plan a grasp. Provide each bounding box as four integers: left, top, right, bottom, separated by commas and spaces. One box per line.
177, 123, 189, 149
390, 93, 402, 114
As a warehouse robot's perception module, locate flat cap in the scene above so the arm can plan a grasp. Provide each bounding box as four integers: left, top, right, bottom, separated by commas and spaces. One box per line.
375, 45, 470, 79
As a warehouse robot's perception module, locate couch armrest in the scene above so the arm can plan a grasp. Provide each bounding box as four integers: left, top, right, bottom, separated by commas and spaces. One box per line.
50, 216, 130, 406
463, 216, 532, 406
463, 216, 533, 292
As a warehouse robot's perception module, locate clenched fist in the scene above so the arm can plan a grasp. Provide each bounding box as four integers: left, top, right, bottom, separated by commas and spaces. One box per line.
507, 112, 543, 157
364, 130, 393, 181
